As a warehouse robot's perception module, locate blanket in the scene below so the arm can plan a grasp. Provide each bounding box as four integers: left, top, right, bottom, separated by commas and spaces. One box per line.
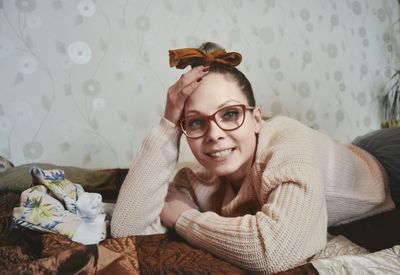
1, 164, 399, 274
0, 190, 320, 274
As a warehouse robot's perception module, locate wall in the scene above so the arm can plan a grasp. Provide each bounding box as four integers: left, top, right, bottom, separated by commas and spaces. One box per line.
0, 0, 399, 168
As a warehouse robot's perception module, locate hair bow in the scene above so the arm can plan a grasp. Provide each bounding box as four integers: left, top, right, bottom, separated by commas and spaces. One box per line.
169, 48, 242, 69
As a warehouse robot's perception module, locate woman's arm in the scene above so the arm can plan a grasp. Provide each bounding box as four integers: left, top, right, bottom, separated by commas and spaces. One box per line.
174, 178, 327, 274
111, 118, 181, 237
111, 66, 209, 237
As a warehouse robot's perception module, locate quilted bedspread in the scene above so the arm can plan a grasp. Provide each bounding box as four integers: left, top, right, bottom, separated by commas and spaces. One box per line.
0, 166, 399, 274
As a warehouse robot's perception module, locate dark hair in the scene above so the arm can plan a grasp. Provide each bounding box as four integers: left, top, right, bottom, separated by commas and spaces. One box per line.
196, 42, 256, 107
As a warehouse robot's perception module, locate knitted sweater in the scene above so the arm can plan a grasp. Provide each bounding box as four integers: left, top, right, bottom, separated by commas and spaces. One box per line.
111, 116, 395, 274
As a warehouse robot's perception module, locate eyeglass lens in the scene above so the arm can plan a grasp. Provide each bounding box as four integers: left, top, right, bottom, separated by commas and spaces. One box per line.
181, 105, 245, 138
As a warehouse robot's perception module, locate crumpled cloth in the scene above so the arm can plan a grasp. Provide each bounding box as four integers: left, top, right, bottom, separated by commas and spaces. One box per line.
13, 167, 106, 244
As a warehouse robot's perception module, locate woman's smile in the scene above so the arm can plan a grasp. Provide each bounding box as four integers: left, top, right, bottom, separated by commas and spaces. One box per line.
206, 147, 235, 159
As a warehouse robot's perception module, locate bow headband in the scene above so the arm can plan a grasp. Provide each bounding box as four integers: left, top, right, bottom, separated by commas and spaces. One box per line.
169, 48, 242, 69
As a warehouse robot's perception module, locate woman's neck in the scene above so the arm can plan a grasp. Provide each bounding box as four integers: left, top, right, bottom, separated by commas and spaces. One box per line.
223, 162, 250, 194
223, 138, 258, 194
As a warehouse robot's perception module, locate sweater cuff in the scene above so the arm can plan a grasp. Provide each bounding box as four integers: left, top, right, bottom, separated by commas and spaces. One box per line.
159, 117, 181, 137
175, 208, 201, 237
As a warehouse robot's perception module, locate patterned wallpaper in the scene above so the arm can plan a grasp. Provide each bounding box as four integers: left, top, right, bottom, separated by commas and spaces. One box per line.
0, 0, 399, 168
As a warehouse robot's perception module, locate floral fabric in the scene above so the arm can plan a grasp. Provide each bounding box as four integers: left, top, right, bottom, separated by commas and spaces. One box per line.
13, 167, 106, 244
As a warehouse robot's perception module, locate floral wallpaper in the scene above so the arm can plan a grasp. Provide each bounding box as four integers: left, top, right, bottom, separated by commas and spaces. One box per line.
0, 0, 399, 168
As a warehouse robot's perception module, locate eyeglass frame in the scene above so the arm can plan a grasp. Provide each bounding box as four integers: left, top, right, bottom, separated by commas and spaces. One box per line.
179, 104, 255, 139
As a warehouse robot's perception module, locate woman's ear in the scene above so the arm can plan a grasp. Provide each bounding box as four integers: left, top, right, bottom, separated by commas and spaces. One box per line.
252, 106, 263, 134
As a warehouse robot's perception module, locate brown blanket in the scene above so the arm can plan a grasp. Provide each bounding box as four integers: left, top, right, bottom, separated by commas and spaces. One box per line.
1, 167, 399, 274
0, 190, 320, 274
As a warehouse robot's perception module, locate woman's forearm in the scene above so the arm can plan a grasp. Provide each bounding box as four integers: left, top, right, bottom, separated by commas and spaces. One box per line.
175, 182, 327, 273
111, 118, 181, 237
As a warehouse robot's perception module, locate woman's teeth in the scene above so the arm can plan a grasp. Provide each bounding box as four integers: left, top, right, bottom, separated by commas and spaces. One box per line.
209, 148, 233, 158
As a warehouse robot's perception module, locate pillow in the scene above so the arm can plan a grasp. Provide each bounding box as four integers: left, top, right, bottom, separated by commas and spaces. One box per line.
0, 155, 14, 172
328, 208, 400, 252
0, 163, 121, 192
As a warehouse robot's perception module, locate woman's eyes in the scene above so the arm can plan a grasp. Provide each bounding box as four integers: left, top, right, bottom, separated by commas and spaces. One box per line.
185, 106, 241, 129
188, 118, 205, 128
222, 110, 239, 120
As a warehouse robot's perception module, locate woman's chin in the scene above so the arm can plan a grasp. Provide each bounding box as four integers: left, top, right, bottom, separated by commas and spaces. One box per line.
206, 163, 239, 177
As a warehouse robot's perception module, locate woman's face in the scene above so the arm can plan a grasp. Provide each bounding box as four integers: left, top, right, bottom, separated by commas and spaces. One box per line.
183, 73, 262, 183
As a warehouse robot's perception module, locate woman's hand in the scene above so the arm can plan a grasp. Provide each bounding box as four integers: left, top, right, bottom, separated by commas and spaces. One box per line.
164, 65, 209, 125
160, 187, 198, 229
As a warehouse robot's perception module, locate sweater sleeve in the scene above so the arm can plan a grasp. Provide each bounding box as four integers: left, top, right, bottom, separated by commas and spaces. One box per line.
175, 169, 327, 274
111, 118, 181, 237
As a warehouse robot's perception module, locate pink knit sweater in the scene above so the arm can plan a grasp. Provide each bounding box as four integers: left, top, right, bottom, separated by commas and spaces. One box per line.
111, 116, 394, 274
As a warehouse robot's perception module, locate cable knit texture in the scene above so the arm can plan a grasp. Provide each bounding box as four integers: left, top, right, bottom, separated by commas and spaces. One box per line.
111, 116, 395, 274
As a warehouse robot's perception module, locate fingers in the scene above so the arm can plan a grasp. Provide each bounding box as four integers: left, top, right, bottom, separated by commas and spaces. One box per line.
173, 65, 209, 93
180, 76, 204, 97
164, 66, 209, 124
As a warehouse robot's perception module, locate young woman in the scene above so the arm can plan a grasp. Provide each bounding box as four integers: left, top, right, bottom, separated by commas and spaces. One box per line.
111, 42, 399, 274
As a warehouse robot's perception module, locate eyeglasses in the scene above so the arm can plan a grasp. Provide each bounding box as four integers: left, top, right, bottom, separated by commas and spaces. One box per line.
179, 104, 255, 139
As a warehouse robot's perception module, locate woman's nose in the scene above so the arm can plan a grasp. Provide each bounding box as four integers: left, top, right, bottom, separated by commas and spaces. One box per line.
205, 120, 225, 141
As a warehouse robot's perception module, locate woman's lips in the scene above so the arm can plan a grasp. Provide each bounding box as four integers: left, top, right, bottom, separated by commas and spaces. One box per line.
207, 148, 235, 158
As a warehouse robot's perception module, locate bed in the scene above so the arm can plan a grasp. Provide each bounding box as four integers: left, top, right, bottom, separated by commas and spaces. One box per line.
0, 162, 399, 274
